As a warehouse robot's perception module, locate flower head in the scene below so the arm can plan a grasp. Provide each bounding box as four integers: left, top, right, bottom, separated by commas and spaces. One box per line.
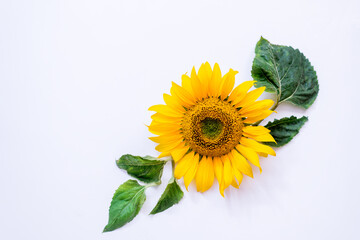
148, 62, 276, 196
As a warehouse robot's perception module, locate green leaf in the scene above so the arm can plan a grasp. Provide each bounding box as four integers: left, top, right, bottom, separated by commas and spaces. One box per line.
116, 154, 166, 183
263, 116, 308, 147
150, 178, 184, 215
103, 180, 146, 232
251, 37, 319, 109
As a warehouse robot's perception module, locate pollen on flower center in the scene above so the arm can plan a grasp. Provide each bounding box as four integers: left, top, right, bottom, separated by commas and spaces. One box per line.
181, 97, 244, 157
200, 118, 224, 140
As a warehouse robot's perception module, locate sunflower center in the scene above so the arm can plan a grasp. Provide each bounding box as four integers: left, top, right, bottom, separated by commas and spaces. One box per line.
200, 118, 224, 140
181, 98, 244, 157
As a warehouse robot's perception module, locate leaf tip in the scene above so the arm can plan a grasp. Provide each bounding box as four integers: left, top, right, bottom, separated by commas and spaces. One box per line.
259, 36, 268, 43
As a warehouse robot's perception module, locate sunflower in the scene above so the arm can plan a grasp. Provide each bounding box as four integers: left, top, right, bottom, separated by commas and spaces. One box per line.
148, 62, 276, 196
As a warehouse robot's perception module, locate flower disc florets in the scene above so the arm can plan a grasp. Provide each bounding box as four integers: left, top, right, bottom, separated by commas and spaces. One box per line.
181, 97, 244, 157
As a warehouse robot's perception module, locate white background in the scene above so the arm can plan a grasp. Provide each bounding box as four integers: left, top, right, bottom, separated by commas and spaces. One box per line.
1, 0, 360, 239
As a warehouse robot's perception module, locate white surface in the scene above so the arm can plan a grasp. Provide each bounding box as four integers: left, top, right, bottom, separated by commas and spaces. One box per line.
1, 0, 360, 239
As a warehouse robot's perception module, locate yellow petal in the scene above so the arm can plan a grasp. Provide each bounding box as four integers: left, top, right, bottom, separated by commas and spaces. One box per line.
170, 82, 195, 107
219, 178, 225, 197
148, 122, 180, 135
163, 93, 185, 113
219, 154, 233, 196
209, 63, 222, 97
184, 153, 199, 190
171, 144, 189, 162
149, 134, 182, 144
197, 62, 212, 97
149, 119, 178, 126
258, 152, 268, 157
220, 69, 238, 100
155, 139, 183, 152
232, 167, 243, 186
239, 99, 274, 115
191, 66, 204, 100
149, 104, 183, 118
230, 149, 253, 178
242, 109, 274, 119
243, 110, 274, 124
228, 81, 255, 105
195, 156, 215, 192
151, 113, 182, 123
213, 157, 223, 183
181, 74, 194, 96
242, 132, 276, 143
148, 127, 178, 136
243, 126, 271, 135
240, 137, 276, 156
235, 87, 266, 108
231, 176, 240, 188
231, 164, 244, 188
237, 145, 262, 173
158, 152, 171, 158
174, 152, 195, 179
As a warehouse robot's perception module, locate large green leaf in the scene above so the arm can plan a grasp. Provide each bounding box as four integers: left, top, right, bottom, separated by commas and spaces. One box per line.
263, 116, 308, 147
150, 178, 184, 215
116, 154, 166, 183
103, 180, 146, 232
251, 37, 319, 109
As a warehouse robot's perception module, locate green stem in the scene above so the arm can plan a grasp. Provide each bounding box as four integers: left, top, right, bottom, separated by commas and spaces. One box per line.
270, 100, 279, 111
171, 159, 175, 172
145, 181, 161, 188
169, 158, 175, 182
145, 157, 175, 189
160, 156, 172, 162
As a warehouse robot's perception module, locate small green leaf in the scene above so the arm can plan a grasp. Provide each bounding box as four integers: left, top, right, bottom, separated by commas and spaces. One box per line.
116, 154, 166, 183
251, 37, 319, 109
263, 116, 308, 147
150, 178, 184, 215
103, 180, 146, 232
